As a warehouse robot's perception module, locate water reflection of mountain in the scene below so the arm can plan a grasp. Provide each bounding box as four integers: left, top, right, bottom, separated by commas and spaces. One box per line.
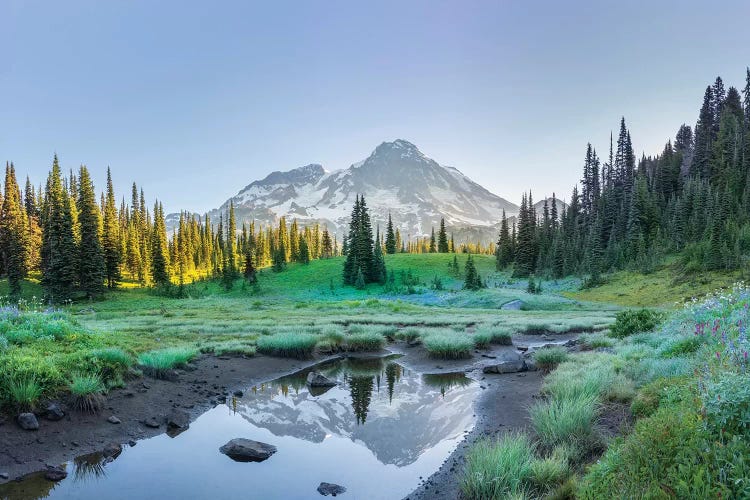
235, 357, 477, 466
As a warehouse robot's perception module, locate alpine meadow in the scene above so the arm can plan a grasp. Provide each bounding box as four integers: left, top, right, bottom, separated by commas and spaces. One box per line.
2, 2, 750, 499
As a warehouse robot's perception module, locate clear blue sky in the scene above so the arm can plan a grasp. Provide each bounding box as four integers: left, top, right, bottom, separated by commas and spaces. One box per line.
2, 0, 748, 213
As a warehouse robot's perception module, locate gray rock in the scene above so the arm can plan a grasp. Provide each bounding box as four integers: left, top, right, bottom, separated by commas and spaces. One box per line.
317, 482, 346, 496
17, 413, 39, 430
167, 409, 190, 429
501, 299, 524, 310
44, 467, 67, 482
482, 360, 527, 374
143, 417, 160, 428
107, 415, 121, 424
306, 371, 337, 388
219, 438, 277, 462
233, 390, 244, 397
45, 403, 65, 421
0, 472, 9, 480
525, 359, 539, 372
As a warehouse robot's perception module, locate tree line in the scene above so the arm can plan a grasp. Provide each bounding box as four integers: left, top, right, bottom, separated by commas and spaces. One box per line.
497, 68, 750, 281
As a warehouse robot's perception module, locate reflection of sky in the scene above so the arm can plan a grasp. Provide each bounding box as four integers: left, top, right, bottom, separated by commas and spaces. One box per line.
236, 360, 476, 466
3, 360, 478, 500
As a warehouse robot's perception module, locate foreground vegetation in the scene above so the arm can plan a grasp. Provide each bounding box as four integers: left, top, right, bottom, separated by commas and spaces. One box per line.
0, 254, 616, 414
461, 282, 750, 499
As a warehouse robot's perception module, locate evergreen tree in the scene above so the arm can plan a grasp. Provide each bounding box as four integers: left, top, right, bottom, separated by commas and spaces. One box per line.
463, 254, 482, 290
102, 168, 121, 288
41, 156, 78, 302
151, 201, 170, 286
429, 227, 436, 253
77, 166, 106, 298
0, 163, 28, 298
437, 217, 449, 252
385, 213, 396, 254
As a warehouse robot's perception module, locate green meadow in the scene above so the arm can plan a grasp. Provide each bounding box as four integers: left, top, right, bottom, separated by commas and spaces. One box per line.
0, 253, 616, 412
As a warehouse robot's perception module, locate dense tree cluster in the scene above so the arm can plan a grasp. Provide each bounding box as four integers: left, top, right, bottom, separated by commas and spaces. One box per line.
498, 69, 750, 278
0, 156, 344, 301
343, 195, 386, 286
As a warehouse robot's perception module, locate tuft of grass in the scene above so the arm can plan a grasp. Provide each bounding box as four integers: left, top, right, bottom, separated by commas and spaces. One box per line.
472, 326, 513, 348
69, 372, 105, 413
530, 393, 599, 452
461, 433, 535, 499
395, 327, 422, 343
256, 332, 318, 359
8, 376, 43, 411
530, 454, 569, 492
204, 341, 256, 356
137, 346, 199, 377
422, 331, 474, 359
579, 333, 615, 349
91, 347, 132, 367
345, 332, 386, 352
534, 346, 569, 371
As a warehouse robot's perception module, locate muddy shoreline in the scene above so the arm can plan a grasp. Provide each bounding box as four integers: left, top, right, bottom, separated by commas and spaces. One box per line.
1, 337, 559, 496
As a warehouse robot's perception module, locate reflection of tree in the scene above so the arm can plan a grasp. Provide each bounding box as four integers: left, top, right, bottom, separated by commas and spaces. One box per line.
74, 452, 107, 482
0, 466, 63, 499
422, 373, 472, 398
348, 375, 374, 425
385, 363, 402, 403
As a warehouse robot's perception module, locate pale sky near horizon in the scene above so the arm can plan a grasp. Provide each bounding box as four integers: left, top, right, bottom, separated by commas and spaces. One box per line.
2, 0, 749, 213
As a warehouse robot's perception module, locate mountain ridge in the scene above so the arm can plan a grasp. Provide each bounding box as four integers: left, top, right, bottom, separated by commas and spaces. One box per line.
167, 140, 520, 242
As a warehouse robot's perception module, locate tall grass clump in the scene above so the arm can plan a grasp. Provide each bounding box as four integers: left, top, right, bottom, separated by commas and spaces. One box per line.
533, 346, 569, 371
69, 372, 106, 413
7, 376, 43, 411
422, 330, 473, 359
460, 433, 535, 499
91, 347, 132, 367
256, 332, 318, 359
530, 393, 599, 453
474, 326, 513, 347
137, 346, 199, 377
395, 327, 422, 343
345, 331, 386, 352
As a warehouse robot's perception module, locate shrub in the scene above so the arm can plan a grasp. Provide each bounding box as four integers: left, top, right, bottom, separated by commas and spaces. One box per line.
530, 393, 599, 452
658, 336, 703, 358
609, 309, 665, 339
345, 332, 386, 352
630, 377, 675, 418
702, 372, 750, 437
7, 376, 42, 411
69, 372, 105, 413
423, 331, 473, 359
256, 332, 317, 359
460, 433, 535, 499
137, 346, 199, 377
534, 347, 569, 371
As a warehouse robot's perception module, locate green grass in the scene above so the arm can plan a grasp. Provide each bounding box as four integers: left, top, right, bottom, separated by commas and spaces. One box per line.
137, 346, 199, 377
473, 325, 513, 348
344, 332, 386, 352
530, 393, 599, 452
533, 346, 569, 371
7, 376, 42, 411
460, 433, 536, 499
69, 372, 105, 413
422, 330, 474, 359
256, 332, 318, 359
199, 340, 257, 356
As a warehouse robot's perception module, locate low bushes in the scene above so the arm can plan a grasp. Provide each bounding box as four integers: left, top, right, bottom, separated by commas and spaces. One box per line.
137, 346, 199, 377
609, 308, 665, 338
256, 332, 317, 359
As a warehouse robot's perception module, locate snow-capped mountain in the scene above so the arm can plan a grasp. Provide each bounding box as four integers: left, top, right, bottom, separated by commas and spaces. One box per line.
168, 140, 518, 241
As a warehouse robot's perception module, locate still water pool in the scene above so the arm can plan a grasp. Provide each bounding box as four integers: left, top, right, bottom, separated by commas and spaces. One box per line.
2, 356, 478, 499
